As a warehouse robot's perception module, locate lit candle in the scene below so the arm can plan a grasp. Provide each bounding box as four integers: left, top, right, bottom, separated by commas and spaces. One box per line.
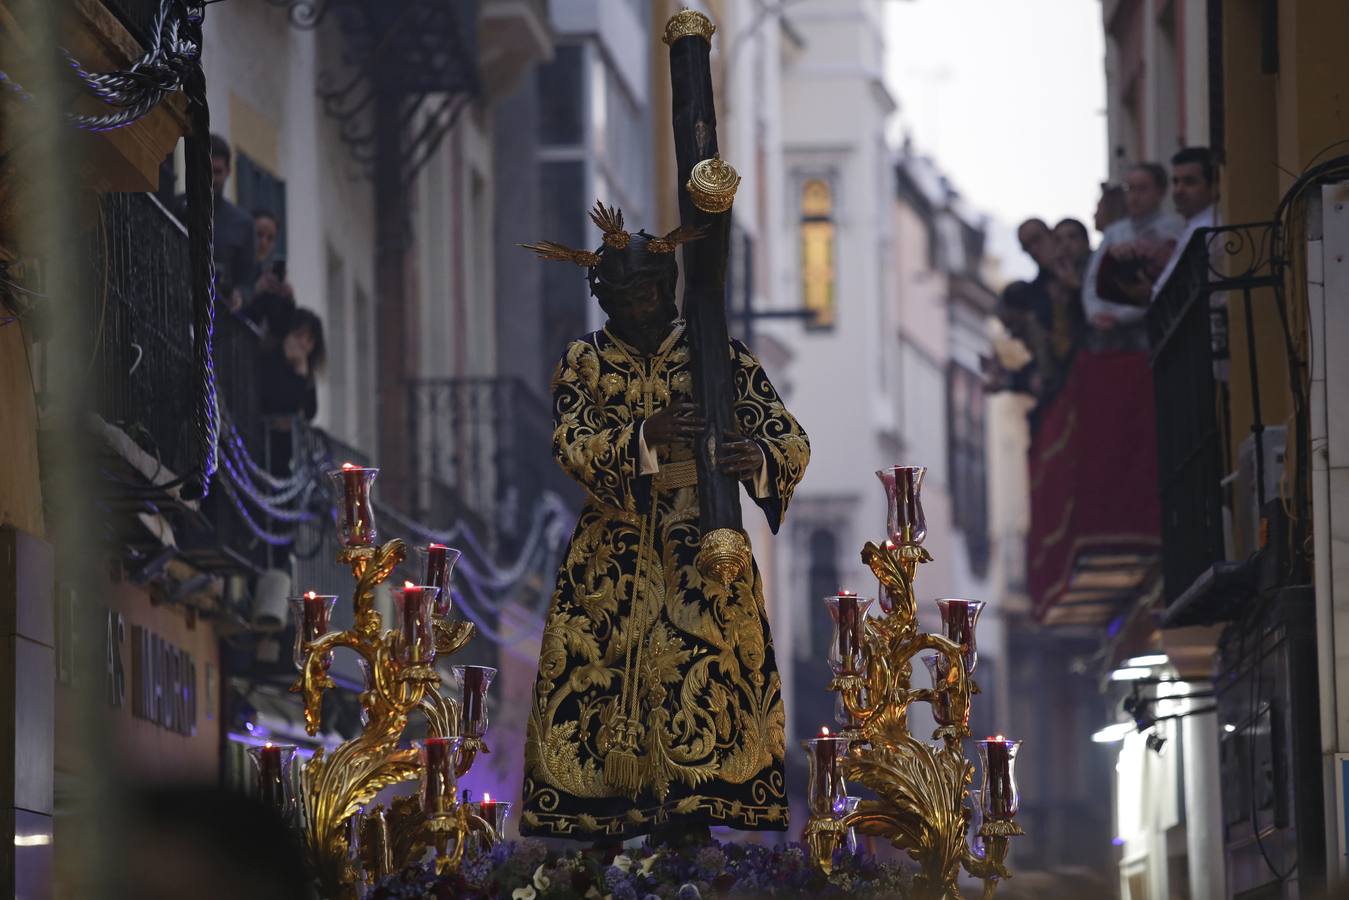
290, 591, 338, 671
977, 736, 1022, 822
876, 465, 927, 546
419, 736, 462, 820
802, 727, 849, 819
468, 791, 512, 853
453, 665, 497, 738
826, 590, 873, 677
329, 463, 379, 548
396, 583, 439, 665
246, 742, 297, 817
936, 599, 987, 676
423, 544, 462, 618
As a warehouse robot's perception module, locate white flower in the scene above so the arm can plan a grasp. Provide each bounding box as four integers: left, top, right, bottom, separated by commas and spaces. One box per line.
612, 854, 633, 873
637, 854, 658, 876
512, 887, 537, 900
533, 864, 552, 891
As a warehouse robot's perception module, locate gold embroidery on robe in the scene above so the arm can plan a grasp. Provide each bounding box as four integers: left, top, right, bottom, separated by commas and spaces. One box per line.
522, 324, 809, 838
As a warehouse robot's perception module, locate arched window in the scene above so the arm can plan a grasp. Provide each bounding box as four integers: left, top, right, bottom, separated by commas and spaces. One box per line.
799, 178, 836, 328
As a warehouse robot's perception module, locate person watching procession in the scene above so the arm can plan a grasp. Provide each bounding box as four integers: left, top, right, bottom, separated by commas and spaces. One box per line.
1150, 146, 1220, 299
241, 208, 296, 344
1093, 182, 1126, 234
1081, 161, 1184, 348
178, 134, 257, 313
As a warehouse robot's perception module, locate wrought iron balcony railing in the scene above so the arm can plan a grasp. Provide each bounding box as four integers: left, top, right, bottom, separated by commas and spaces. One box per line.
1146, 222, 1283, 610
407, 377, 578, 547
89, 191, 196, 472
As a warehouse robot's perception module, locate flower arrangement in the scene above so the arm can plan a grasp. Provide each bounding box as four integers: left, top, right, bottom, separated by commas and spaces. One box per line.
371, 838, 913, 899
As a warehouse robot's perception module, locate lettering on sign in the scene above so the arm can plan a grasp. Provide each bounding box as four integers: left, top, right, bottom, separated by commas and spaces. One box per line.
128, 625, 198, 736
106, 610, 125, 708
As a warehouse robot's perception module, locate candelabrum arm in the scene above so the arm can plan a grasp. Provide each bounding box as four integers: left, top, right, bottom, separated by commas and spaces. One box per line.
905, 632, 972, 740
434, 618, 476, 656
962, 831, 1015, 899
295, 630, 361, 735
346, 539, 406, 639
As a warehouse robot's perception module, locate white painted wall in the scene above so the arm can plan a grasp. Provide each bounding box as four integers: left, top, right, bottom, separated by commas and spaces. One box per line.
201, 2, 377, 450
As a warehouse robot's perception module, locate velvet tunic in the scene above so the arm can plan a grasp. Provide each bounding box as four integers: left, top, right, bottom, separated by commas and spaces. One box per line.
521, 322, 809, 840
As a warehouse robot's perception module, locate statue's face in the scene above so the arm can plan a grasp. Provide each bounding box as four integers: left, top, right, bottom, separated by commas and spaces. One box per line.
603, 277, 678, 353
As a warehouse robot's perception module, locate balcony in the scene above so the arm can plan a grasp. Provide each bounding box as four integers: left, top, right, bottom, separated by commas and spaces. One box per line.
407, 377, 579, 549
1027, 350, 1161, 625
1146, 222, 1297, 627
479, 0, 553, 98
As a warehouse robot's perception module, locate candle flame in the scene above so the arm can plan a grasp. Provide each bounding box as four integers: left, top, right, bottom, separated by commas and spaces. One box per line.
341, 461, 357, 470
404, 581, 415, 589
306, 590, 316, 600
821, 726, 830, 736
483, 792, 491, 803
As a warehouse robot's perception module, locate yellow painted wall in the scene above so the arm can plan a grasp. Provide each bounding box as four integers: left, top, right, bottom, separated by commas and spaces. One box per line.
1217, 0, 1349, 472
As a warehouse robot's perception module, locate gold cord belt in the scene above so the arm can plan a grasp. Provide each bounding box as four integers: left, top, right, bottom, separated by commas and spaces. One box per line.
652, 458, 698, 492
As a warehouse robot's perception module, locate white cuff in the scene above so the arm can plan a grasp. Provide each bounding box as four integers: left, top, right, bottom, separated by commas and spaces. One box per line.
638, 422, 660, 475
751, 445, 771, 498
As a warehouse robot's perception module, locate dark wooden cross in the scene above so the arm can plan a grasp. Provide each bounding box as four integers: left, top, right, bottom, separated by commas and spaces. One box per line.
666, 13, 746, 581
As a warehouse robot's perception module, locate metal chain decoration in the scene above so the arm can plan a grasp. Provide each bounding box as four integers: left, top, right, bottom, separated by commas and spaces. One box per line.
804, 466, 1023, 900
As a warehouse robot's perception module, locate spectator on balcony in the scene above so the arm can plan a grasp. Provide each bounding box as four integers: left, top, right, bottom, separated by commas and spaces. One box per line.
1081, 162, 1184, 348
241, 209, 296, 344
1094, 182, 1126, 234
1009, 217, 1084, 401
1150, 147, 1220, 300
1054, 218, 1092, 280
179, 134, 258, 313
259, 307, 325, 474
253, 209, 280, 268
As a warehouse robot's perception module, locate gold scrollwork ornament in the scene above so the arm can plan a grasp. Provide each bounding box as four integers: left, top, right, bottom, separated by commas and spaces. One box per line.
696, 526, 752, 586
686, 155, 742, 214
663, 9, 716, 46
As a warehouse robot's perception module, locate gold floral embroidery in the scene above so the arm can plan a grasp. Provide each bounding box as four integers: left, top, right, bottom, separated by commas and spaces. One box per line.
524, 331, 810, 837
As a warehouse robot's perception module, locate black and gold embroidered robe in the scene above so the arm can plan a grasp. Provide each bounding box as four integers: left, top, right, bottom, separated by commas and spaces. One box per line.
521, 323, 809, 840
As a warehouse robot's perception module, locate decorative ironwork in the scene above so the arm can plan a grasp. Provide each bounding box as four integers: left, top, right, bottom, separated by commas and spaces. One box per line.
406, 377, 578, 539
1148, 222, 1285, 605
264, 0, 343, 30
267, 0, 480, 182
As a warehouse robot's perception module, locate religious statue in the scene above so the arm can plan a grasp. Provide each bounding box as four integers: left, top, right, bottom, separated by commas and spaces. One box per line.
517, 202, 810, 844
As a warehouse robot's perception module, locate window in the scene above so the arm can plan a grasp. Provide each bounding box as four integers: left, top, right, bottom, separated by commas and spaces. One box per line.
799, 178, 836, 328
947, 363, 989, 576
538, 44, 585, 147
234, 152, 287, 256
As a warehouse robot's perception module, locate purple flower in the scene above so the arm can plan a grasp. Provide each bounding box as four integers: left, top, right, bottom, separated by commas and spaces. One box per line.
692, 845, 726, 878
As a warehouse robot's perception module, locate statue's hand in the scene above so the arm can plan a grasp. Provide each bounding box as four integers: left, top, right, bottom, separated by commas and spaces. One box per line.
645, 402, 705, 447
716, 431, 764, 480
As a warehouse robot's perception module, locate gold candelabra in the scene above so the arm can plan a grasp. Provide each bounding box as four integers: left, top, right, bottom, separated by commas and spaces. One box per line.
803, 466, 1023, 900
251, 464, 506, 898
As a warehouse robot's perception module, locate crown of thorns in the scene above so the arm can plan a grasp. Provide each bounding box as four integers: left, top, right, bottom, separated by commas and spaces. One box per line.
519, 201, 705, 267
